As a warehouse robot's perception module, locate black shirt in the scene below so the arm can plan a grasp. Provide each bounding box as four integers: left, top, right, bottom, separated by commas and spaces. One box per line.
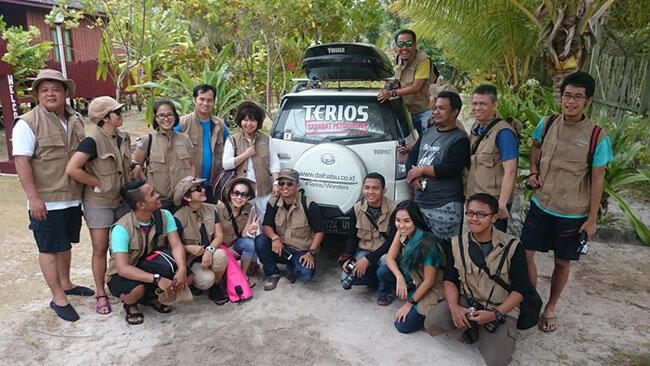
262, 196, 325, 233
77, 135, 123, 161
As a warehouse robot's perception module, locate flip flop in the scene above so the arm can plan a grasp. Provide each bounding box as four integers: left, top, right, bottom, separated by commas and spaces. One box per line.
95, 294, 112, 315
123, 303, 144, 325
538, 315, 557, 333
64, 286, 95, 297
150, 300, 173, 313
50, 301, 79, 322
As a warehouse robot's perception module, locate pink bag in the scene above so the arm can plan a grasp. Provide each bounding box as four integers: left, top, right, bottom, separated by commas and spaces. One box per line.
221, 248, 252, 302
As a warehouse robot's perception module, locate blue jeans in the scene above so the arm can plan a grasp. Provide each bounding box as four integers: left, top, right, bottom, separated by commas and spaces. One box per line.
254, 234, 315, 282
411, 109, 433, 136
394, 305, 426, 334
376, 264, 396, 300
232, 237, 255, 260
340, 250, 385, 288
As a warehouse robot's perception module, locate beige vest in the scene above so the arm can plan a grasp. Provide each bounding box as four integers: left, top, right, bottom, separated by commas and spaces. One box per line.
535, 115, 606, 215
232, 131, 273, 197
179, 111, 224, 184
451, 230, 520, 317
83, 126, 132, 206
174, 203, 217, 262
141, 131, 193, 204
106, 210, 169, 282
216, 201, 253, 245
20, 104, 85, 202
398, 234, 445, 315
272, 192, 314, 251
465, 119, 516, 203
354, 197, 396, 252
395, 50, 435, 114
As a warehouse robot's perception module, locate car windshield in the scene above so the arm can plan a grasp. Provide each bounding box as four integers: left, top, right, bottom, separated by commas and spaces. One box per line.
272, 96, 408, 145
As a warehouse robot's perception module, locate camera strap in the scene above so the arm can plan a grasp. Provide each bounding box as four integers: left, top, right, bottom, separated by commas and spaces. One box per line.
457, 233, 476, 302
469, 235, 517, 299
362, 204, 389, 240
223, 201, 241, 236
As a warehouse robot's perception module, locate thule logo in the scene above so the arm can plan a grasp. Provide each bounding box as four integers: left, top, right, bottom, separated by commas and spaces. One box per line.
327, 47, 345, 54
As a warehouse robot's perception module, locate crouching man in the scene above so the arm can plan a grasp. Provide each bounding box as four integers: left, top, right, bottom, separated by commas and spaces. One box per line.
339, 172, 396, 290
255, 169, 325, 291
106, 180, 188, 325
424, 193, 529, 366
172, 176, 229, 305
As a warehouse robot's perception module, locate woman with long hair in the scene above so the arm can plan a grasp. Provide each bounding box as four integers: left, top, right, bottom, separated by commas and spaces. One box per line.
134, 98, 194, 211
376, 200, 446, 333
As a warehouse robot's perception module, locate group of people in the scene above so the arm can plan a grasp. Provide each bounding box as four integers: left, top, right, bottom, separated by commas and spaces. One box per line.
15, 26, 612, 365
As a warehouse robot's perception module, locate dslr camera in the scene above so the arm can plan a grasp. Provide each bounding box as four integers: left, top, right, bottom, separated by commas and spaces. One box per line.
341, 259, 357, 290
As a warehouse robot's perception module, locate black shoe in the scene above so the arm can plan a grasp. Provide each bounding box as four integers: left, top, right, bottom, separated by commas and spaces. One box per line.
207, 284, 229, 306
189, 285, 204, 296
50, 301, 80, 322
64, 285, 95, 297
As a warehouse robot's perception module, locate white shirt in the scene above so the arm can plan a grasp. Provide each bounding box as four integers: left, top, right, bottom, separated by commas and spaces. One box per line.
13, 119, 82, 210
222, 136, 281, 184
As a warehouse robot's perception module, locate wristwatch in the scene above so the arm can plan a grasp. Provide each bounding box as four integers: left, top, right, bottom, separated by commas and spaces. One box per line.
408, 296, 417, 305
493, 309, 505, 323
308, 249, 317, 257
206, 246, 216, 253
152, 273, 161, 287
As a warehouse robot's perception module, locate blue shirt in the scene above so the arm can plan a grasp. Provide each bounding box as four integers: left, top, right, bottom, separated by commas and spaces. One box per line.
531, 117, 614, 218
476, 124, 519, 161
175, 120, 230, 181
110, 210, 177, 253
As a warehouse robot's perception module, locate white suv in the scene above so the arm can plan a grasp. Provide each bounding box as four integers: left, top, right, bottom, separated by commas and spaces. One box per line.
270, 43, 417, 233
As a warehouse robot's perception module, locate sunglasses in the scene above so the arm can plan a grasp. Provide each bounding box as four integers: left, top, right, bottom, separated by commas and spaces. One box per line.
465, 210, 494, 219
230, 189, 250, 198
105, 108, 122, 119
277, 180, 295, 187
396, 40, 414, 48
190, 185, 204, 193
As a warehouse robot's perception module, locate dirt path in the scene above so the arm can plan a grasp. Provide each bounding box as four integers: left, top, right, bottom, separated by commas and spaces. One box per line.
0, 174, 648, 365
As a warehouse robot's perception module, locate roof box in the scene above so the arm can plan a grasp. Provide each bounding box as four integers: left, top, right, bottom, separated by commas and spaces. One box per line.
302, 43, 394, 82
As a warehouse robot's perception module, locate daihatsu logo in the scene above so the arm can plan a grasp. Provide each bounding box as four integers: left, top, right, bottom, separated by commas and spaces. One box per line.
321, 153, 335, 165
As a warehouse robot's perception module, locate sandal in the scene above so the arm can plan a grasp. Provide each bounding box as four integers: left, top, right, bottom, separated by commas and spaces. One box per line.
123, 303, 144, 325
460, 327, 479, 344
95, 294, 112, 315
150, 299, 173, 313
538, 315, 557, 333
247, 277, 256, 289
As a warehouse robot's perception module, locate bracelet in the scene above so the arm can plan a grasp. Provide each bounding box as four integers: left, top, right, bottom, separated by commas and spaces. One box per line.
528, 173, 538, 178
272, 237, 281, 242
129, 162, 140, 171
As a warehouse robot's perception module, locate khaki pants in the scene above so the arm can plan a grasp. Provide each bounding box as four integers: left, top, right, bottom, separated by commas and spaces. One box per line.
425, 299, 517, 366
191, 249, 228, 290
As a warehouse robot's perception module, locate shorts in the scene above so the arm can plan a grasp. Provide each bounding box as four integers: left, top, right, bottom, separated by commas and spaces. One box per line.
83, 201, 130, 229
107, 274, 151, 298
190, 249, 228, 290
521, 201, 587, 261
28, 205, 82, 253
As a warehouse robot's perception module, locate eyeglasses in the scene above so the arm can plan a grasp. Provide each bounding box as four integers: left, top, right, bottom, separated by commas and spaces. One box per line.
277, 180, 294, 187
465, 210, 494, 219
561, 93, 587, 101
230, 189, 250, 198
396, 40, 414, 48
155, 113, 175, 120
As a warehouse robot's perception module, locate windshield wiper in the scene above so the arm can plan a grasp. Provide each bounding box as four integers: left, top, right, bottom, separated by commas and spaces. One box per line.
329, 134, 371, 142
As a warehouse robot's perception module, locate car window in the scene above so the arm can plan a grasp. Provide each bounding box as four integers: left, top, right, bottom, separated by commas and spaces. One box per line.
272, 96, 405, 145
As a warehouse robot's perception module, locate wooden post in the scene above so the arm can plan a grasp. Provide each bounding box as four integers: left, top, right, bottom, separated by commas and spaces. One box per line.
639, 61, 650, 116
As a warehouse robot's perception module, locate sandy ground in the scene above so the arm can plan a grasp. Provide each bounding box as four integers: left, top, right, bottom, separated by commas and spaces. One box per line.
0, 111, 649, 365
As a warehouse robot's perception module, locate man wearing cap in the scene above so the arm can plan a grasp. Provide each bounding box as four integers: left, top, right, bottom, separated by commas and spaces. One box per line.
177, 84, 229, 203
172, 176, 229, 305
13, 69, 93, 321
66, 96, 144, 315
254, 169, 325, 290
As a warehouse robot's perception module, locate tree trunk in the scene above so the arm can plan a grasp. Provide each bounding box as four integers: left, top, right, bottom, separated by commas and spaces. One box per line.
551, 67, 579, 102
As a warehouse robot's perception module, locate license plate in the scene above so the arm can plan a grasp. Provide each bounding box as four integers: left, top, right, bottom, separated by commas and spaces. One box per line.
323, 217, 350, 234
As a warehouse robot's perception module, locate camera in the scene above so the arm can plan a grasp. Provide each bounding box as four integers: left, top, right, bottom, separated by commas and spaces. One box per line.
484, 319, 500, 333
341, 259, 357, 290
577, 232, 589, 255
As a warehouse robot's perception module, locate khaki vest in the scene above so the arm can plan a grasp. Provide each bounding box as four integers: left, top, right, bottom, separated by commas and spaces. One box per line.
232, 131, 273, 197
106, 210, 169, 282
398, 234, 445, 315
451, 230, 520, 317
465, 119, 516, 203
20, 104, 85, 202
354, 197, 396, 252
395, 50, 435, 114
179, 111, 224, 184
83, 126, 132, 206
141, 131, 193, 204
174, 203, 217, 262
535, 115, 606, 215
272, 192, 314, 251
216, 201, 253, 245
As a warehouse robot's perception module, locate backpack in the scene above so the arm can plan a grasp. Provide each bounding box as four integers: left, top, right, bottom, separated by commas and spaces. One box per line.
270, 188, 311, 218
541, 114, 602, 167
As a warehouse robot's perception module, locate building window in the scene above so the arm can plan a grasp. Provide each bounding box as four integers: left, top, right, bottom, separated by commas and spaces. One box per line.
50, 28, 73, 62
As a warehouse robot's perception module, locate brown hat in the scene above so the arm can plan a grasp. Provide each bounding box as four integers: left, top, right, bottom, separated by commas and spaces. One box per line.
30, 69, 75, 97
223, 177, 256, 202
278, 168, 300, 182
88, 96, 124, 124
235, 101, 265, 128
173, 176, 206, 207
